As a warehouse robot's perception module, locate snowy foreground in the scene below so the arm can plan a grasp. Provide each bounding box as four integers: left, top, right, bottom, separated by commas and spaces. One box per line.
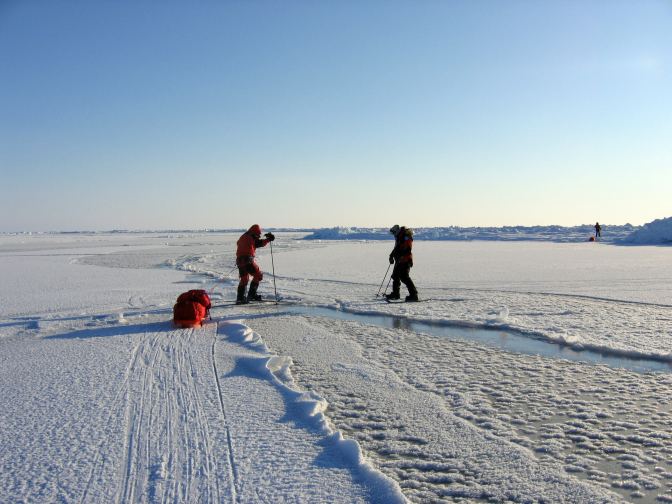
1, 232, 671, 503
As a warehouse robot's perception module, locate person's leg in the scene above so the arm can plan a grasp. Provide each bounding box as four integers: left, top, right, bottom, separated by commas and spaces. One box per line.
237, 267, 250, 304
248, 262, 264, 301
399, 264, 418, 301
386, 265, 401, 299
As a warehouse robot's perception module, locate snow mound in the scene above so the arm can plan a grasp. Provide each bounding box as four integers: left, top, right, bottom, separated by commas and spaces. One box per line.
304, 225, 637, 243
305, 227, 384, 241
622, 216, 672, 245
222, 321, 408, 503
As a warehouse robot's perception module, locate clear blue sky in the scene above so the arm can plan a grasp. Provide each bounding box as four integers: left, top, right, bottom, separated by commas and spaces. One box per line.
1, 0, 670, 231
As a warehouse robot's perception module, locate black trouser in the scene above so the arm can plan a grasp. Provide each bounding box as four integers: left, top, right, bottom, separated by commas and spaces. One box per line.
391, 262, 417, 296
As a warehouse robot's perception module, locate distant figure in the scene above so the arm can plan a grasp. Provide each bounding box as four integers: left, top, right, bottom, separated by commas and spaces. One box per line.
386, 225, 419, 302
235, 224, 275, 304
595, 222, 602, 239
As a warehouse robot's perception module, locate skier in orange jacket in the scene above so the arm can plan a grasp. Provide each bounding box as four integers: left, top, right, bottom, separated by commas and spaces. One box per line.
236, 224, 274, 304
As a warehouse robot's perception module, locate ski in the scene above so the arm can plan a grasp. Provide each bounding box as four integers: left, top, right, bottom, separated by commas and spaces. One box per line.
383, 297, 435, 304
249, 298, 293, 305
213, 298, 293, 308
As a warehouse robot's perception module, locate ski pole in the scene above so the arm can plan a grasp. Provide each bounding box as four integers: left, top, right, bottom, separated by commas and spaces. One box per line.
376, 263, 392, 297
269, 240, 278, 304
382, 274, 393, 297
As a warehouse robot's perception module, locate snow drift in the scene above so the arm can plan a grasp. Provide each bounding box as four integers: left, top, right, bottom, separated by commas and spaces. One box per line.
622, 216, 672, 245
304, 225, 637, 243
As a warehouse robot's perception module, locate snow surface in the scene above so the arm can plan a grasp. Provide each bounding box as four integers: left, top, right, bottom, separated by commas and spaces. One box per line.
1, 231, 671, 503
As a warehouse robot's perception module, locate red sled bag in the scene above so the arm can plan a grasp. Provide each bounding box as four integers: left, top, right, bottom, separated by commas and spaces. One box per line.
173, 290, 212, 328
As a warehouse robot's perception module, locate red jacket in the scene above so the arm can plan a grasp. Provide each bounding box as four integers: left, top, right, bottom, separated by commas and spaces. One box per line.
236, 224, 270, 262
390, 227, 413, 264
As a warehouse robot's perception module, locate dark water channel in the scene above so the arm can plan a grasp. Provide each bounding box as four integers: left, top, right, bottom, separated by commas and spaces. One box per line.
277, 305, 672, 374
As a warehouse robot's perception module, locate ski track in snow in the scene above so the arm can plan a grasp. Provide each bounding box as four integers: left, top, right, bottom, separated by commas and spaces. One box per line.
211, 332, 239, 504
0, 315, 394, 503
79, 323, 232, 504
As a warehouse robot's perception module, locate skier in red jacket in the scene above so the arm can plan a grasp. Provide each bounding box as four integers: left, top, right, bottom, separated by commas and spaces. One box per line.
386, 224, 419, 302
236, 224, 275, 304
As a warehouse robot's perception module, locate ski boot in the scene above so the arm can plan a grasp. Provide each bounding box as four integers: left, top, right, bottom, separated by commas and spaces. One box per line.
236, 285, 249, 305
385, 291, 400, 301
405, 293, 419, 302
247, 282, 262, 302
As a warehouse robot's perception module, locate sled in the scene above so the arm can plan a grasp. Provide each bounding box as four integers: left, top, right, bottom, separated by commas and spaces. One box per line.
173, 290, 212, 327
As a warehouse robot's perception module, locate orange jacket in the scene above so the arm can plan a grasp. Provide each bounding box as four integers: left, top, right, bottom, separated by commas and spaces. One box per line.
236, 224, 270, 262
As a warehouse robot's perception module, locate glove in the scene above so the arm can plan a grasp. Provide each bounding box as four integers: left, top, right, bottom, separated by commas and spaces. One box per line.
265, 232, 275, 242
389, 255, 394, 264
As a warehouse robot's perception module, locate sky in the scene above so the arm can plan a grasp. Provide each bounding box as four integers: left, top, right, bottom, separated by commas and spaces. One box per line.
1, 0, 670, 231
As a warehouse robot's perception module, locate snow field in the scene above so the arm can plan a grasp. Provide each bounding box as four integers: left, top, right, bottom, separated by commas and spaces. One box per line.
248, 314, 630, 503
0, 234, 406, 503
0, 310, 398, 503
2, 231, 672, 503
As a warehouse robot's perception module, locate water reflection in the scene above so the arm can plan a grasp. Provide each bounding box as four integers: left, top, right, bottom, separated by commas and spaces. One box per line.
392, 318, 412, 330
281, 305, 672, 374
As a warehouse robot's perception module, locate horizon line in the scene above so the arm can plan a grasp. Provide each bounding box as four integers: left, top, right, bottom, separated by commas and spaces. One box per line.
0, 223, 641, 235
